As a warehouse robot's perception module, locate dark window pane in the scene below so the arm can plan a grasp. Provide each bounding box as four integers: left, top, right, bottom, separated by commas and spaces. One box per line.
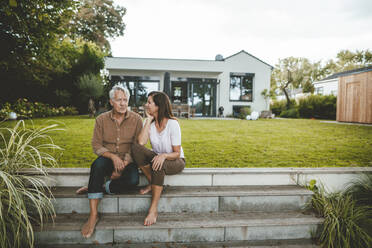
241, 76, 253, 101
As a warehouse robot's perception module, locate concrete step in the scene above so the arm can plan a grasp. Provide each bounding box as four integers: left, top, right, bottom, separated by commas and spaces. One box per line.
37, 239, 319, 247
51, 185, 313, 214
25, 167, 372, 192
35, 211, 322, 245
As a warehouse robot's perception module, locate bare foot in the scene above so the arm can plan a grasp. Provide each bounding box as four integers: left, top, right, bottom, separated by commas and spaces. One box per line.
144, 211, 157, 226
81, 214, 99, 238
139, 185, 152, 195
76, 186, 88, 194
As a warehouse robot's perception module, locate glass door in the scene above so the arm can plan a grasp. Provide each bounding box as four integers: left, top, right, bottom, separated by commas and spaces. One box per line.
189, 79, 216, 117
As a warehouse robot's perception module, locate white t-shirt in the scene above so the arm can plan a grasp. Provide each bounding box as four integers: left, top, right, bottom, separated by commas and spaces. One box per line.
149, 119, 185, 158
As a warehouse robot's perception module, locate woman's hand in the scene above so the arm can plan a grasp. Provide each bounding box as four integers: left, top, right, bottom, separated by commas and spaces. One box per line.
151, 154, 167, 171
145, 108, 154, 121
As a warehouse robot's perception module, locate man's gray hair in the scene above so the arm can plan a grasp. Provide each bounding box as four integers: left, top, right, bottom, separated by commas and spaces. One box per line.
109, 84, 130, 100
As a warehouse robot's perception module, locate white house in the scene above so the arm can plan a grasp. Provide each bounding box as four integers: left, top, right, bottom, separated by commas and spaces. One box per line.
104, 50, 273, 117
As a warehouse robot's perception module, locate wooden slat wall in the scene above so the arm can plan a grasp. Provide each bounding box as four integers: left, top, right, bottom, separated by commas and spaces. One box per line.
337, 71, 372, 124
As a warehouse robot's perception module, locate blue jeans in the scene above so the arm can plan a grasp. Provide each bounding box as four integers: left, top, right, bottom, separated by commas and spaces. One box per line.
87, 156, 139, 199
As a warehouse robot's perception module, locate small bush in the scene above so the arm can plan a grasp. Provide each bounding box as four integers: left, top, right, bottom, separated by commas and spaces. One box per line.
270, 99, 296, 116
238, 107, 251, 119
0, 98, 78, 120
298, 95, 337, 120
279, 108, 299, 118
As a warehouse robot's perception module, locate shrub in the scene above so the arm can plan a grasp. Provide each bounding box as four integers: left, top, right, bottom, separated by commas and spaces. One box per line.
279, 108, 299, 118
239, 107, 251, 119
298, 95, 337, 120
0, 121, 63, 248
0, 99, 78, 120
270, 99, 296, 116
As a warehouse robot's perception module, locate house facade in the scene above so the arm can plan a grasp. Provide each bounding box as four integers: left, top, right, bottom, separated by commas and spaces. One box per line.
104, 50, 273, 117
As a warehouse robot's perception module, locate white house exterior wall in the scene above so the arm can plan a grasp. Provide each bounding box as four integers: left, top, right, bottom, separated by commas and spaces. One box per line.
219, 52, 272, 113
313, 78, 339, 96
105, 51, 272, 116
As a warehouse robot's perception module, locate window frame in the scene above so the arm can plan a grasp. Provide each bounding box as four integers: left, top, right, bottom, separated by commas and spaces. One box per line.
229, 73, 254, 102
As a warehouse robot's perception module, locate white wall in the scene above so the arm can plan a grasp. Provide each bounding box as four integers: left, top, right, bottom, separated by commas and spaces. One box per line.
218, 52, 272, 115
313, 78, 339, 96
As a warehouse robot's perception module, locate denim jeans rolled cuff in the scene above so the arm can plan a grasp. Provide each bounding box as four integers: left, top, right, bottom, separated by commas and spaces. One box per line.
88, 192, 103, 199
105, 180, 114, 194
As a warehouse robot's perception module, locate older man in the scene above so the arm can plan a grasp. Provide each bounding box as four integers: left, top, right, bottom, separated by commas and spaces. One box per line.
80, 85, 143, 238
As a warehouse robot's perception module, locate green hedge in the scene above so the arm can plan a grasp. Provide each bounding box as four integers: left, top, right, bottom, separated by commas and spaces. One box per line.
270, 99, 296, 116
279, 108, 299, 118
0, 98, 78, 120
298, 95, 337, 120
271, 95, 337, 120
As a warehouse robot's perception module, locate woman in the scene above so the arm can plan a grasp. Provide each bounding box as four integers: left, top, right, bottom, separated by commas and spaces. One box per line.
131, 91, 185, 226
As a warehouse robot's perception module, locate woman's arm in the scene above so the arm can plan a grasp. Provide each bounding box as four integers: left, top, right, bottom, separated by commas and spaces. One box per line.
151, 145, 181, 171
137, 116, 153, 145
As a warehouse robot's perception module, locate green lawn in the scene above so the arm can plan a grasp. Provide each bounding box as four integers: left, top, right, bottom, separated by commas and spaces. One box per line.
1, 116, 372, 168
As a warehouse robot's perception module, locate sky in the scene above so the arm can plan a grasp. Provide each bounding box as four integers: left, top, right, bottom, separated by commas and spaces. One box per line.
110, 0, 372, 66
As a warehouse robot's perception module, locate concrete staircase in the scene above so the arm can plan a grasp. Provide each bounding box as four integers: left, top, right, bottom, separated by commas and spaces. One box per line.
34, 169, 323, 247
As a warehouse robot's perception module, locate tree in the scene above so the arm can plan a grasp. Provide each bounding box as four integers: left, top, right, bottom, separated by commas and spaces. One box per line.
0, 0, 78, 104
322, 49, 372, 76
46, 38, 105, 112
271, 57, 325, 108
77, 73, 104, 112
69, 0, 126, 53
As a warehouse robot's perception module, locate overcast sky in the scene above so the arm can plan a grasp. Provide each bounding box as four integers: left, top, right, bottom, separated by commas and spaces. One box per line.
110, 0, 372, 66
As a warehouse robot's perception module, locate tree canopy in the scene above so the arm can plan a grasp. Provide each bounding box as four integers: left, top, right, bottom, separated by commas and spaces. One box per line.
0, 0, 127, 113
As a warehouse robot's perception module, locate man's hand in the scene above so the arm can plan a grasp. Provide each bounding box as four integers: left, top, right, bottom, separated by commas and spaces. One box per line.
110, 159, 129, 180
151, 154, 167, 171
111, 154, 127, 173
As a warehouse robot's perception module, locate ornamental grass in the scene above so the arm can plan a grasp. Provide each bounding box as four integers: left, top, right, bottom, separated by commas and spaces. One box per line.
0, 120, 63, 248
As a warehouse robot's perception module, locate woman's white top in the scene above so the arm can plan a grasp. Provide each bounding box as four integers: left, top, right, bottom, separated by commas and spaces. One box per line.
149, 119, 185, 158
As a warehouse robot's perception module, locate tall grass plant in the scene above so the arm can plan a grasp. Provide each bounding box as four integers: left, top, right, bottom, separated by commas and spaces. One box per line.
0, 120, 63, 248
310, 182, 372, 248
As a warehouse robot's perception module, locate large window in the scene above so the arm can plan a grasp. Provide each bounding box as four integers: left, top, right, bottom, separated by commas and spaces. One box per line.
229, 73, 254, 101
110, 76, 159, 107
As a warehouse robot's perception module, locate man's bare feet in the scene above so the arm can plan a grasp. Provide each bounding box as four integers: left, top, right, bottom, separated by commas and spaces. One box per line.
81, 214, 99, 238
76, 186, 88, 194
144, 211, 157, 226
139, 185, 152, 195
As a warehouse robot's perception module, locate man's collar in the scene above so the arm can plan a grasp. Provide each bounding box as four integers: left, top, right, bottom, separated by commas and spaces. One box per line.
109, 109, 130, 121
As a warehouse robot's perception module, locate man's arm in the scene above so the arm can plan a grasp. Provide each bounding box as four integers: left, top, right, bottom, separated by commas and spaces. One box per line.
92, 118, 109, 156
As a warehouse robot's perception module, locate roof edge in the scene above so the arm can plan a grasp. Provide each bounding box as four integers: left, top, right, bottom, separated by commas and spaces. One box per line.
224, 50, 274, 69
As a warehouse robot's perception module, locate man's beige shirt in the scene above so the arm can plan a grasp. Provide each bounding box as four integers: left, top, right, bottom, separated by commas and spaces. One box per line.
92, 110, 142, 162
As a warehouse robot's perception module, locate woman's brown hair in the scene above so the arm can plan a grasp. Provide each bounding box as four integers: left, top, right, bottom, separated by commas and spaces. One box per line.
148, 91, 176, 126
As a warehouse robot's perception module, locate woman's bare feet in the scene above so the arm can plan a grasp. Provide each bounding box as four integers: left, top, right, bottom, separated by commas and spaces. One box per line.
144, 211, 158, 226
81, 214, 99, 238
76, 186, 88, 194
139, 185, 152, 194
